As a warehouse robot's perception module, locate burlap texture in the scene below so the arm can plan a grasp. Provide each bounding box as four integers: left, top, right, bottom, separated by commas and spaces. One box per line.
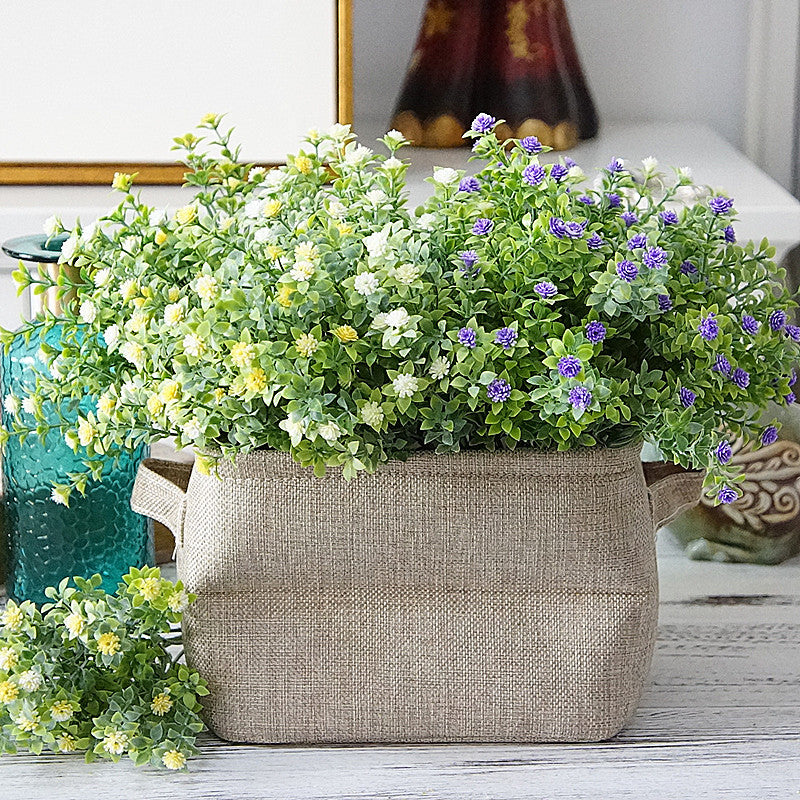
132, 443, 700, 744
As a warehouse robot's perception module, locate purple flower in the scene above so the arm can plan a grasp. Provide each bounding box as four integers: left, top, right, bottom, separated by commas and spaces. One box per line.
471, 113, 496, 133
761, 425, 779, 447
679, 387, 696, 407
557, 355, 582, 378
616, 259, 638, 283
534, 281, 558, 299
586, 232, 604, 250
549, 217, 568, 238
698, 313, 719, 341
731, 367, 750, 388
680, 260, 698, 276
607, 157, 624, 173
660, 210, 679, 225
585, 321, 606, 343
785, 325, 800, 342
621, 211, 638, 227
564, 220, 587, 239
606, 193, 622, 208
459, 249, 478, 269
643, 246, 669, 269
790, 369, 797, 387
786, 392, 796, 405
717, 485, 738, 504
723, 225, 736, 243
627, 233, 647, 250
487, 378, 511, 403
709, 196, 734, 215
494, 326, 518, 350
457, 327, 477, 348
458, 176, 480, 193
520, 135, 543, 154
769, 309, 787, 331
578, 194, 595, 205
523, 163, 546, 186
564, 157, 577, 168
549, 164, 568, 182
741, 314, 760, 335
568, 385, 593, 410
472, 218, 494, 236
712, 354, 731, 375
715, 441, 732, 465
657, 294, 673, 311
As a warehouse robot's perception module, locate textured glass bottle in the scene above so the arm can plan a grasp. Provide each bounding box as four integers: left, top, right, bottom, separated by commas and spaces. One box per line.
1, 234, 152, 603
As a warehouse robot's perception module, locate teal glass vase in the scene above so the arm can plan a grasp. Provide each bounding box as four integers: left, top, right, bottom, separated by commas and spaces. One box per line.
1, 234, 153, 603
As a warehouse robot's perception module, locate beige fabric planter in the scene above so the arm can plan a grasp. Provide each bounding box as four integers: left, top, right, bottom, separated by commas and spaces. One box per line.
131, 443, 701, 744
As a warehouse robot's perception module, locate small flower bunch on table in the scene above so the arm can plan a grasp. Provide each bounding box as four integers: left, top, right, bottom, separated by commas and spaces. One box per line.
1, 113, 797, 503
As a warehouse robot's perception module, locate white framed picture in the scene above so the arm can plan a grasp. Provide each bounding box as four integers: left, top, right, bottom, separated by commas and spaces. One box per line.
0, 0, 352, 184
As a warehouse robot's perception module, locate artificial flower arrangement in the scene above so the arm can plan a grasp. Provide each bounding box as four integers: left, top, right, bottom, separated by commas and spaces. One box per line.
1, 113, 798, 503
0, 568, 206, 769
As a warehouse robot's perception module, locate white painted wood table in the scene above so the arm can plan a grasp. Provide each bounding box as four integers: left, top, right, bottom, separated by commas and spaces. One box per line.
2, 534, 798, 799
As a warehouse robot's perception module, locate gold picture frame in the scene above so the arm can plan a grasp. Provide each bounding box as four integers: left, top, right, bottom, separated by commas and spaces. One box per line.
0, 0, 353, 186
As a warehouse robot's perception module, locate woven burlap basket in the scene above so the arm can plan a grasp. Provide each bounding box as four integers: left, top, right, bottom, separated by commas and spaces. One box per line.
131, 443, 701, 744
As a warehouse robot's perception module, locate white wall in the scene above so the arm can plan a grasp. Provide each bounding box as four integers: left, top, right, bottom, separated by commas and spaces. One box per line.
353, 0, 753, 149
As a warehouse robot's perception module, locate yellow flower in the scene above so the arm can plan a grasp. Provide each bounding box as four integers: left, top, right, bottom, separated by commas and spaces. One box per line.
201, 112, 219, 125
1, 603, 24, 631
276, 286, 294, 308
147, 394, 164, 417
162, 749, 187, 770
77, 417, 97, 448
294, 333, 320, 358
102, 730, 129, 755
150, 692, 173, 716
154, 229, 168, 246
263, 199, 282, 218
159, 379, 181, 402
336, 222, 354, 236
97, 393, 116, 417
14, 713, 38, 732
332, 325, 359, 343
213, 387, 226, 403
120, 279, 139, 302
111, 172, 133, 192
0, 646, 19, 670
245, 368, 268, 394
50, 700, 74, 722
140, 577, 161, 602
57, 735, 77, 753
96, 632, 121, 656
265, 245, 283, 261
167, 286, 181, 302
64, 613, 85, 637
195, 274, 219, 302
231, 342, 255, 369
220, 216, 235, 231
294, 241, 319, 261
293, 155, 313, 175
174, 205, 197, 226
0, 680, 18, 703
164, 302, 184, 326
167, 589, 190, 613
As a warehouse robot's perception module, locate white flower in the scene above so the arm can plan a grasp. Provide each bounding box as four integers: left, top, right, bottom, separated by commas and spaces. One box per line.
93, 267, 111, 287
392, 373, 419, 398
79, 300, 97, 324
3, 394, 19, 415
120, 278, 138, 302
17, 670, 42, 692
103, 324, 120, 348
58, 233, 79, 263
50, 486, 70, 506
676, 166, 693, 182
253, 227, 274, 244
248, 166, 266, 181
642, 156, 659, 173
327, 201, 346, 218
149, 208, 167, 225
97, 392, 116, 416
164, 303, 184, 326
383, 307, 410, 330
80, 221, 98, 243
244, 199, 264, 218
195, 274, 218, 301
567, 165, 585, 180
183, 332, 206, 358
364, 229, 391, 259
120, 381, 138, 403
384, 157, 404, 172
181, 419, 201, 440
360, 401, 384, 429
49, 355, 65, 379
0, 647, 18, 670
21, 396, 36, 415
343, 144, 373, 166
279, 416, 307, 446
101, 731, 129, 756
317, 421, 342, 442
64, 612, 85, 637
675, 185, 700, 204
416, 213, 436, 230
327, 122, 352, 141
167, 589, 189, 613
365, 189, 387, 206
393, 263, 419, 284
289, 260, 315, 282
120, 341, 145, 370
126, 309, 149, 334
384, 129, 406, 146
43, 215, 61, 237
264, 169, 289, 189
428, 357, 450, 380
77, 417, 96, 447
433, 167, 459, 185
353, 271, 380, 296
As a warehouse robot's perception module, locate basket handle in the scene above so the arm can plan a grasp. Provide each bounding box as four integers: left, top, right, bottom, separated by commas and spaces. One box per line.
643, 461, 704, 530
130, 459, 192, 544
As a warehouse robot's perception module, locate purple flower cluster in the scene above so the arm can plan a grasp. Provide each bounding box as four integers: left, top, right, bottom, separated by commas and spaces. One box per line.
587, 232, 604, 250
791, 369, 798, 387
723, 225, 736, 243
564, 220, 587, 238
627, 233, 647, 250
607, 157, 624, 173
709, 196, 734, 215
761, 425, 779, 446
520, 135, 542, 154
487, 378, 511, 403
621, 211, 638, 227
578, 194, 595, 205
657, 294, 673, 311
457, 327, 477, 348
606, 193, 622, 208
731, 367, 750, 388
458, 176, 480, 193
769, 309, 787, 331
712, 354, 732, 375
523, 163, 546, 186
680, 260, 698, 276
698, 313, 719, 341
471, 113, 496, 133
679, 387, 696, 407
549, 164, 569, 182
741, 314, 760, 335
568, 385, 592, 410
643, 246, 668, 269
534, 281, 558, 299
616, 259, 639, 283
557, 355, 582, 378
549, 217, 567, 238
659, 210, 679, 225
786, 392, 796, 405
717, 485, 738, 504
459, 249, 478, 269
585, 321, 606, 343
785, 325, 800, 342
495, 326, 518, 349
715, 441, 732, 464
564, 157, 577, 168
472, 218, 494, 236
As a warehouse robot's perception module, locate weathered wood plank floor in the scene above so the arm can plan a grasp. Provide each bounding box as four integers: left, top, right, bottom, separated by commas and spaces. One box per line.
2, 534, 798, 799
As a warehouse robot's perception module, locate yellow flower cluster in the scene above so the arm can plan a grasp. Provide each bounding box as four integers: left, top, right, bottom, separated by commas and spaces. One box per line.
294, 334, 320, 358
150, 691, 173, 716
0, 680, 19, 702
162, 749, 187, 770
332, 325, 359, 343
96, 632, 121, 656
245, 368, 268, 394
293, 155, 313, 175
276, 286, 294, 307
